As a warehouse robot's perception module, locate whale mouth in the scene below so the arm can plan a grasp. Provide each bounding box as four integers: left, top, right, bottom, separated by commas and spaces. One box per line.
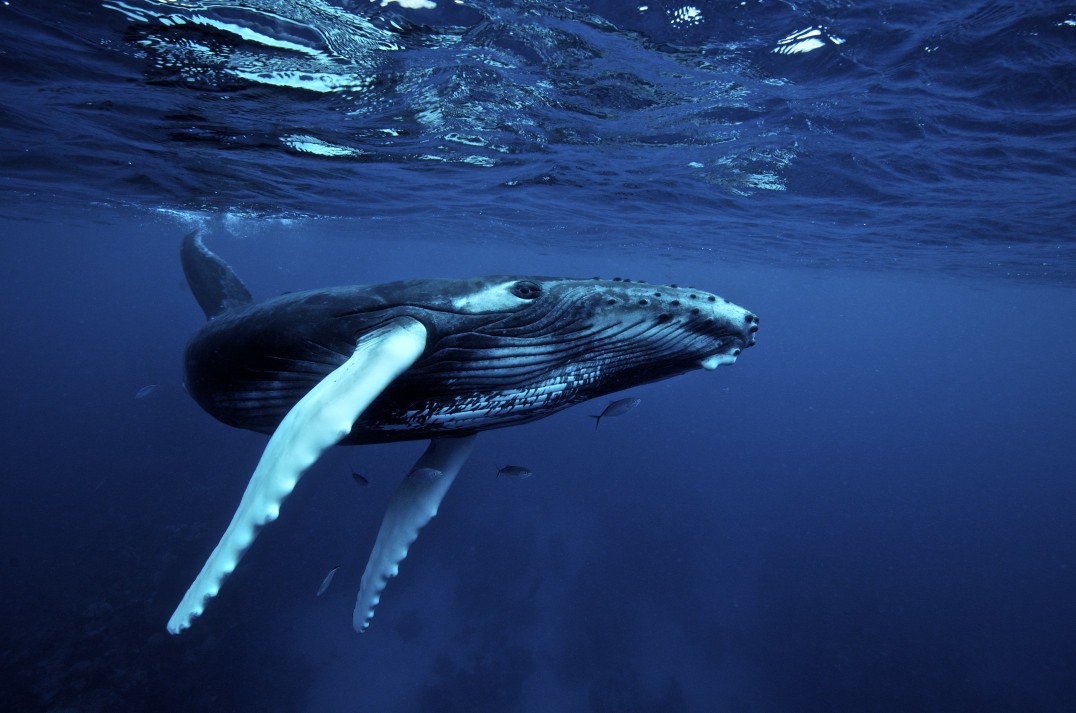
699, 311, 758, 370
700, 352, 739, 370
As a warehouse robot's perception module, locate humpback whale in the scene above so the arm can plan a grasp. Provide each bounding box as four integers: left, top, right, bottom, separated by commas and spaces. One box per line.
167, 232, 759, 635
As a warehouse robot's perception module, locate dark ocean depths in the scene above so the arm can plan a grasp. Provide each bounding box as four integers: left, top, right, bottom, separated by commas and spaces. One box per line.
2, 0, 1075, 711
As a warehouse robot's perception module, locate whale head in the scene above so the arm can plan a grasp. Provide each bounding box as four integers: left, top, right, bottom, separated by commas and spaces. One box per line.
407, 274, 757, 386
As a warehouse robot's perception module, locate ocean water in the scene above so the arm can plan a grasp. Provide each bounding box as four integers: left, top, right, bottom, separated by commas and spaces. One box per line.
1, 1, 1075, 712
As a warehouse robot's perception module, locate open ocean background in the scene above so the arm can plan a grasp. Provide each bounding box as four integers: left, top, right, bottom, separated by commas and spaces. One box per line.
2, 1, 1075, 711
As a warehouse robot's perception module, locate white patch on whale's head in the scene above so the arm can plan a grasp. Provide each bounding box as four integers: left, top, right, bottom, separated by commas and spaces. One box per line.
450, 280, 543, 313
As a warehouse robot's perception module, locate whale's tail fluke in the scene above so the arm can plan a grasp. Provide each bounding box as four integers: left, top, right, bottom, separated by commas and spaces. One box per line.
180, 231, 253, 319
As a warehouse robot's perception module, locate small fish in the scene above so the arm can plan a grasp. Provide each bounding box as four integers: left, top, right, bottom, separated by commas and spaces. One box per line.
134, 384, 157, 399
317, 565, 340, 597
497, 465, 533, 480
589, 397, 641, 428
409, 467, 444, 483
350, 469, 369, 487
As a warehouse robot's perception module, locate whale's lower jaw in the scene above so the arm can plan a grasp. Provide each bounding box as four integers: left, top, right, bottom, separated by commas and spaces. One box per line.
700, 353, 739, 370
365, 391, 576, 435
194, 345, 714, 443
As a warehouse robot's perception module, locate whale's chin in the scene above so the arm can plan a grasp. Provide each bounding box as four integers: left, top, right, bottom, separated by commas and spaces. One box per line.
700, 353, 739, 370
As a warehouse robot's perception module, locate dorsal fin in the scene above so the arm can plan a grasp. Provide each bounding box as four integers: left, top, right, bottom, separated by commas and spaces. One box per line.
180, 231, 253, 319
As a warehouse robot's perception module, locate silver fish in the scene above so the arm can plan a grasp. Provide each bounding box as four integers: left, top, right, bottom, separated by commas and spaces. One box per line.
135, 384, 158, 399
316, 565, 340, 597
497, 465, 533, 480
589, 397, 641, 428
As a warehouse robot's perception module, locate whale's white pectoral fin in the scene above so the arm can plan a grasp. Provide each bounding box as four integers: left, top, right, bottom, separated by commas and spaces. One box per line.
167, 317, 428, 635
354, 433, 477, 633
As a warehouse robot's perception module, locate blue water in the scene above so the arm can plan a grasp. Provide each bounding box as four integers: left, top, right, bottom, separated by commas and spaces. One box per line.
2, 1, 1075, 711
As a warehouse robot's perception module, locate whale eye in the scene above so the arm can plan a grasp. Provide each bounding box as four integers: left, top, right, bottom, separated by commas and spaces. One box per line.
511, 280, 542, 300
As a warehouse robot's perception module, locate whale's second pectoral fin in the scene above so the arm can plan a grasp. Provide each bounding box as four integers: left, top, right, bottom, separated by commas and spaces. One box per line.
167, 317, 428, 635
354, 433, 477, 633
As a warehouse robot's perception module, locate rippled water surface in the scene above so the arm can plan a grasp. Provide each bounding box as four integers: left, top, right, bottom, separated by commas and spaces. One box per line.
2, 0, 1074, 280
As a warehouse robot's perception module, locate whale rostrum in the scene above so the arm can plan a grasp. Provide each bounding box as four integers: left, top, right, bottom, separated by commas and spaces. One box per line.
167, 232, 759, 634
